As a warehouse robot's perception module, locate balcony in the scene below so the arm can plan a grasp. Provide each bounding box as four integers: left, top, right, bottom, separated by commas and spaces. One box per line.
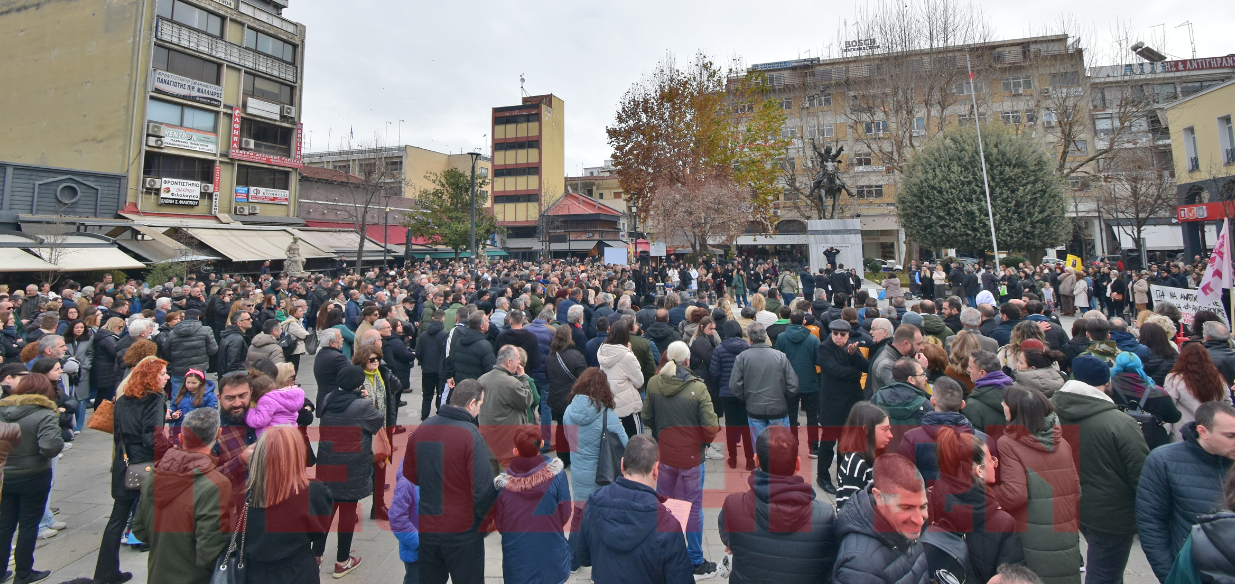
156, 18, 297, 83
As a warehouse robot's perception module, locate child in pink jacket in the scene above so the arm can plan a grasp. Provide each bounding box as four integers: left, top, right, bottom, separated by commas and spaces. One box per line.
245, 375, 307, 437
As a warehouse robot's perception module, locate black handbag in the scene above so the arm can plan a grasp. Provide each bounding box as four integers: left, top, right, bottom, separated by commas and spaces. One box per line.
594, 407, 625, 487
1115, 386, 1169, 450
303, 330, 319, 355
210, 497, 249, 584
121, 440, 153, 491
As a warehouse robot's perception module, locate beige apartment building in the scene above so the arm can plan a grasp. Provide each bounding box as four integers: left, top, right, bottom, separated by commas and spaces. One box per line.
302, 145, 492, 200
488, 94, 567, 259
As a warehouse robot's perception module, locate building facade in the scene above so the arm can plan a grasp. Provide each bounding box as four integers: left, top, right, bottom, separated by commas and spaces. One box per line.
488, 94, 566, 259
302, 145, 492, 201
2, 0, 309, 228
1161, 79, 1235, 258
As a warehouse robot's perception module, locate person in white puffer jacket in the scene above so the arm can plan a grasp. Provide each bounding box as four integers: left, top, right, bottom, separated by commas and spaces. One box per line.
596, 323, 645, 438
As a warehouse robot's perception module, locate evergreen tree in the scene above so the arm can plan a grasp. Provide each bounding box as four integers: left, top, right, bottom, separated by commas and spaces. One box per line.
404, 168, 501, 259
897, 125, 1068, 254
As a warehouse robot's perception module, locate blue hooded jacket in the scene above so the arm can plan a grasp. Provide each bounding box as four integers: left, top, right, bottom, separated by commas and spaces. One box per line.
577, 477, 694, 584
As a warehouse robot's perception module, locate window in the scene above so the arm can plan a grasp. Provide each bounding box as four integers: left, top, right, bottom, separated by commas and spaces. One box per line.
1153, 84, 1178, 103
332, 163, 350, 172
1025, 110, 1037, 124
143, 152, 213, 183
244, 29, 297, 63
359, 162, 376, 175
823, 123, 835, 138
780, 98, 793, 110
781, 126, 799, 139
506, 226, 538, 238
1182, 80, 1224, 97
494, 140, 540, 151
808, 123, 835, 139
766, 73, 785, 86
147, 99, 216, 132
1094, 115, 1114, 135
852, 152, 873, 166
156, 0, 222, 37
782, 188, 800, 202
153, 47, 219, 84
954, 80, 974, 95
957, 113, 987, 126
912, 117, 926, 136
779, 158, 796, 172
243, 74, 294, 105
1001, 110, 1022, 124
1042, 109, 1058, 127
1184, 127, 1199, 171
493, 167, 540, 177
807, 93, 832, 107
386, 160, 403, 173
236, 165, 290, 190
494, 194, 538, 204
240, 119, 292, 156
1068, 140, 1088, 155
1001, 75, 1033, 94
855, 185, 884, 199
494, 114, 540, 125
1219, 116, 1234, 165
1049, 72, 1081, 88
478, 167, 489, 178
733, 102, 754, 114
863, 121, 888, 135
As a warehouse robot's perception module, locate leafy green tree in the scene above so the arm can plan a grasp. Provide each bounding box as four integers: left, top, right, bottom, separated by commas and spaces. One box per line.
897, 125, 1068, 254
403, 168, 501, 259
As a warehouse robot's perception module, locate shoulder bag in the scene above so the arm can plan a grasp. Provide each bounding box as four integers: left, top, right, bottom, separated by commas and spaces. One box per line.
303, 329, 319, 355
1114, 385, 1168, 449
594, 407, 626, 486
122, 439, 153, 491
210, 496, 249, 584
555, 352, 577, 382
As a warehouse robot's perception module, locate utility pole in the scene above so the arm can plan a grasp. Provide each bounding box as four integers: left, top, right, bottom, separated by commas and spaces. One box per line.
965, 49, 1000, 264
467, 151, 481, 265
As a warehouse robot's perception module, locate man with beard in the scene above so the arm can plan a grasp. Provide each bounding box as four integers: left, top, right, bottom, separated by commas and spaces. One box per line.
214, 371, 257, 507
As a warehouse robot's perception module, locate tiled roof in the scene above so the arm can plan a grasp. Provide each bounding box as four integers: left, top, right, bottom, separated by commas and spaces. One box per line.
546, 192, 623, 216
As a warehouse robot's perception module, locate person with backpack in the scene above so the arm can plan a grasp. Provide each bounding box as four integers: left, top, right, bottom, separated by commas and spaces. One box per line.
870, 357, 933, 432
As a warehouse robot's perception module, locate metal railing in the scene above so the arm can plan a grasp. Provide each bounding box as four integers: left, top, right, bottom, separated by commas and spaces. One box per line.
156, 18, 297, 83
1225, 148, 1235, 165
1188, 156, 1200, 172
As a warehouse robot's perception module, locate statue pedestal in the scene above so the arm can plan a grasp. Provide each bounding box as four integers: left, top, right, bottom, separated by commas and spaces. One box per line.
807, 219, 865, 278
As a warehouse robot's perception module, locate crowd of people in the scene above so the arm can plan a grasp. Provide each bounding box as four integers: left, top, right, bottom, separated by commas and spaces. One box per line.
0, 251, 1228, 584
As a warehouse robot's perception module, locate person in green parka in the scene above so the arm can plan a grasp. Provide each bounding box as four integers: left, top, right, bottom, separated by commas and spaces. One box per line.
732, 269, 748, 307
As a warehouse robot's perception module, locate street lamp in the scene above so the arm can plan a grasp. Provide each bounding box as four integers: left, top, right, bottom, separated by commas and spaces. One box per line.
467, 151, 481, 265
382, 206, 392, 269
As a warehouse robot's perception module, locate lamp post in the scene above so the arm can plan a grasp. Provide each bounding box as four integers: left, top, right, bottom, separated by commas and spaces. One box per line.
382, 206, 391, 269
467, 151, 481, 265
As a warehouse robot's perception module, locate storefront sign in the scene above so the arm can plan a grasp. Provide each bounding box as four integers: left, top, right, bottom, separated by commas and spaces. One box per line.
228, 108, 303, 168
1151, 285, 1228, 326
162, 124, 218, 154
248, 187, 289, 204
843, 38, 879, 52
151, 69, 224, 106
208, 0, 236, 8
235, 186, 248, 203
212, 165, 221, 214
648, 242, 667, 257
159, 178, 202, 206
1177, 202, 1229, 222
246, 97, 281, 120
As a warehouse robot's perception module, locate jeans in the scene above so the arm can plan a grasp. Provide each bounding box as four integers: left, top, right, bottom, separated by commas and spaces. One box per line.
419, 539, 485, 584
782, 293, 796, 307
404, 561, 419, 584
38, 456, 56, 529
734, 292, 747, 307
74, 396, 88, 432
657, 463, 706, 566
0, 471, 52, 580
1080, 526, 1136, 584
748, 416, 790, 445
966, 295, 977, 308
93, 492, 140, 581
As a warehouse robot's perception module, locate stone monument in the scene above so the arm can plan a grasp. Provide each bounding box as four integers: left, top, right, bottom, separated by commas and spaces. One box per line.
283, 236, 308, 277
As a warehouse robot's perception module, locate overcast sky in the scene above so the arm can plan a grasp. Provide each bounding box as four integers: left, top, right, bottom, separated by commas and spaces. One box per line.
286, 0, 1232, 175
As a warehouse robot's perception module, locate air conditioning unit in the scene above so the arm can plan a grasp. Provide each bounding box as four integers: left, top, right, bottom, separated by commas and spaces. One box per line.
142, 178, 162, 190
248, 205, 259, 214
1040, 87, 1052, 96
146, 123, 166, 137
241, 138, 256, 149
282, 105, 296, 117
772, 209, 781, 216
146, 137, 164, 148
200, 183, 215, 194
233, 206, 249, 215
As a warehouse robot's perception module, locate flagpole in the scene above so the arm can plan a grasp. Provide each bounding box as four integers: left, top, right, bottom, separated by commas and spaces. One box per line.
965, 50, 1000, 263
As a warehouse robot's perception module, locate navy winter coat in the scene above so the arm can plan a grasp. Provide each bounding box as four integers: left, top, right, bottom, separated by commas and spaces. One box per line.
493, 456, 572, 584
710, 337, 750, 399
577, 477, 693, 584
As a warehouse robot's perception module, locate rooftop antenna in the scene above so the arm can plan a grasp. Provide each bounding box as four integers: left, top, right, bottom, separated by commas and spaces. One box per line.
1149, 23, 1166, 56
1176, 21, 1196, 59
520, 73, 529, 98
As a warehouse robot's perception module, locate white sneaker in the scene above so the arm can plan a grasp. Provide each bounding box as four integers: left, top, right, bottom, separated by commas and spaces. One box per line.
704, 446, 724, 460
45, 520, 66, 530
61, 443, 72, 451
718, 553, 733, 579
37, 528, 57, 540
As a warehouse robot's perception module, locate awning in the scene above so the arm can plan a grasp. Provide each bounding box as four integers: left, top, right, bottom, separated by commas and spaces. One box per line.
30, 246, 146, 271
182, 228, 333, 262
600, 240, 627, 248
0, 249, 60, 272
415, 249, 508, 259
115, 238, 220, 263
293, 229, 394, 259
549, 241, 601, 251
1115, 224, 1216, 250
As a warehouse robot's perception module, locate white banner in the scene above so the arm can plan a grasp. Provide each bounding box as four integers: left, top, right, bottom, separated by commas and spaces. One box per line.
162, 125, 218, 154
649, 242, 667, 257
159, 178, 201, 206
1198, 217, 1230, 307
151, 69, 223, 106
603, 247, 628, 266
1151, 285, 1228, 326
248, 187, 289, 204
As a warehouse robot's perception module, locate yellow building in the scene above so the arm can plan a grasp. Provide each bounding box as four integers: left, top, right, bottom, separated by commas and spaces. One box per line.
1161, 79, 1235, 254
303, 145, 492, 200
489, 94, 566, 259
1, 0, 309, 227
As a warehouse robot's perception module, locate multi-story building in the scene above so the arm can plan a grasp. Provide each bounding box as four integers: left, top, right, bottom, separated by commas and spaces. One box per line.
1, 0, 309, 229
488, 94, 566, 260
727, 34, 1098, 262
1160, 79, 1235, 258
302, 145, 492, 200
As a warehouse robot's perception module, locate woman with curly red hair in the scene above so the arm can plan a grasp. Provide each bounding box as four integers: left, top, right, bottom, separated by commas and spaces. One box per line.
92, 356, 170, 584
1164, 342, 1234, 442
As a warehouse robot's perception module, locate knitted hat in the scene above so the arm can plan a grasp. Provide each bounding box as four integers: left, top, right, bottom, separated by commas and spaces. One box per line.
1070, 356, 1111, 387
335, 366, 366, 392
1020, 339, 1045, 351
901, 312, 924, 328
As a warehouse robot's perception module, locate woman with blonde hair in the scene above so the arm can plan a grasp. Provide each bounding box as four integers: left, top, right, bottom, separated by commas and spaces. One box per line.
997, 320, 1047, 370
245, 425, 333, 583
945, 331, 981, 392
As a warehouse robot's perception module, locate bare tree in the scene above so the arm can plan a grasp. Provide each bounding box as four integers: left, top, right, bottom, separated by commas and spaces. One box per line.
332, 138, 404, 267
25, 221, 71, 287
643, 177, 751, 257
1095, 147, 1177, 256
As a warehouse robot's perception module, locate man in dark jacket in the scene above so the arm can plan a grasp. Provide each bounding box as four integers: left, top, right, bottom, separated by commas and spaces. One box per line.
404, 379, 497, 584
415, 311, 449, 420
800, 267, 816, 301
313, 328, 353, 413
870, 358, 933, 428
775, 310, 820, 453
1050, 362, 1149, 584
583, 317, 609, 367
941, 297, 964, 334
166, 309, 218, 396
962, 267, 981, 307
1202, 321, 1235, 385
832, 454, 929, 584
816, 319, 870, 493
442, 311, 496, 386
988, 302, 1023, 347
1136, 401, 1235, 582
1024, 300, 1069, 351
868, 325, 922, 396
646, 309, 681, 351
215, 311, 250, 379
577, 435, 693, 584
719, 426, 838, 584
829, 268, 853, 306
131, 408, 231, 584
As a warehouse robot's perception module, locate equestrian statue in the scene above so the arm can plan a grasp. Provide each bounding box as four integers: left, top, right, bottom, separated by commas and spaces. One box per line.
808, 139, 854, 220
